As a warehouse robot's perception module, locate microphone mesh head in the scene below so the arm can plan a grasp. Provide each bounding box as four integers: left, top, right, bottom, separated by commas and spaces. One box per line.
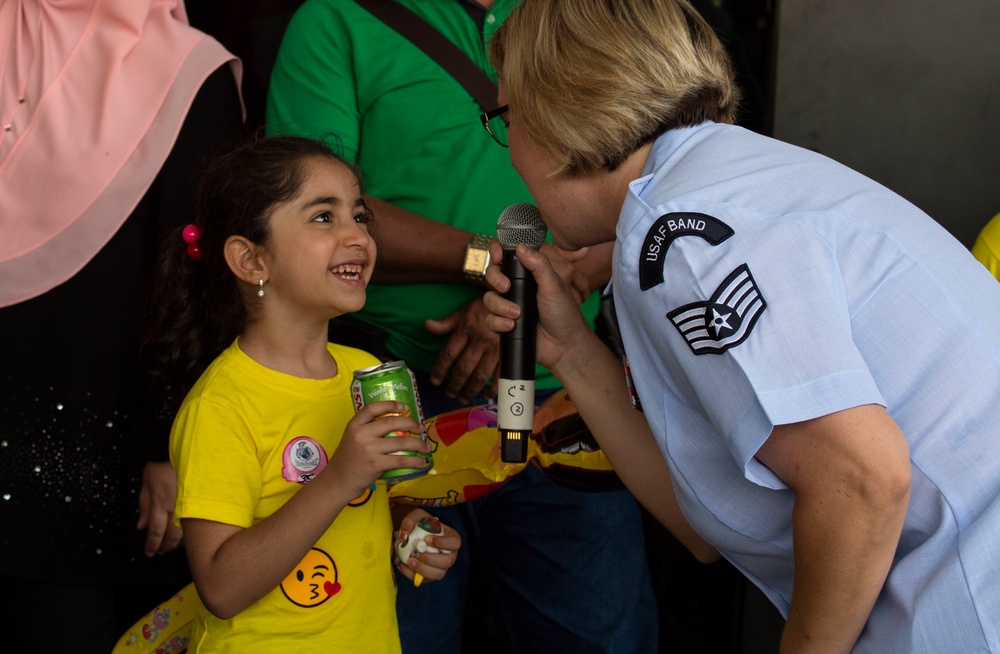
496, 203, 547, 249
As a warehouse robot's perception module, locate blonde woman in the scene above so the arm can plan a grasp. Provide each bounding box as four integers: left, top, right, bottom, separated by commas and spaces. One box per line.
483, 1, 1000, 652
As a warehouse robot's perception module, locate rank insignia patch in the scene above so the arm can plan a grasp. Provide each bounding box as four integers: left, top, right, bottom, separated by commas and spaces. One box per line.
667, 264, 766, 355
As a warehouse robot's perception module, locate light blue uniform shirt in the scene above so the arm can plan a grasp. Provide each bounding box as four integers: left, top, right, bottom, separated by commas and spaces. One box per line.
614, 122, 1000, 653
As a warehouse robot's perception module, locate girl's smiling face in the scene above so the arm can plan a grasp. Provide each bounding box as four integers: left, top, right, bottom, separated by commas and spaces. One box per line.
262, 156, 376, 322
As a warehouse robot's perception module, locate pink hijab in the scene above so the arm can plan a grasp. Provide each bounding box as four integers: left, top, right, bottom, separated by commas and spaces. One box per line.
0, 0, 242, 307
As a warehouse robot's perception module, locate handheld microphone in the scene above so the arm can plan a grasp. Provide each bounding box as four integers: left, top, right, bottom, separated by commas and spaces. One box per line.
496, 203, 547, 463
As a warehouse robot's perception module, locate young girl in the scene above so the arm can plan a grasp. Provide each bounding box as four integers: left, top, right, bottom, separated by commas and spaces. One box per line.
144, 136, 460, 652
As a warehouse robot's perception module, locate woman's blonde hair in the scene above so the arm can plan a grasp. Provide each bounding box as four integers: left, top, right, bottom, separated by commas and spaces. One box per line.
489, 0, 740, 177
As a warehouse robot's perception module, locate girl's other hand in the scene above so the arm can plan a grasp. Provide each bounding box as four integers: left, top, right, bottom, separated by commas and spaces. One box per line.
395, 508, 461, 585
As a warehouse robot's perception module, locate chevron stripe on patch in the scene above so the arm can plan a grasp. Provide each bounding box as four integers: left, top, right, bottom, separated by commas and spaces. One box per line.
666, 264, 766, 355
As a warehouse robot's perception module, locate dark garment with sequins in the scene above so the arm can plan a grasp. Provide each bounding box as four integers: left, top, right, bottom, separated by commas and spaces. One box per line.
0, 66, 243, 587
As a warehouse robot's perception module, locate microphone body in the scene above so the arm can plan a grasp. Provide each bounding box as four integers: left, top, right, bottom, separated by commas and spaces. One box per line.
498, 249, 537, 462
496, 203, 547, 463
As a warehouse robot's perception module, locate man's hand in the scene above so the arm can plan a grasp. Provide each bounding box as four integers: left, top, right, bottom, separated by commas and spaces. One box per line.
426, 297, 499, 402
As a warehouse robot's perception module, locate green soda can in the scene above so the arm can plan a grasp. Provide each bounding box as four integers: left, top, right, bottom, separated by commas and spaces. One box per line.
351, 360, 432, 483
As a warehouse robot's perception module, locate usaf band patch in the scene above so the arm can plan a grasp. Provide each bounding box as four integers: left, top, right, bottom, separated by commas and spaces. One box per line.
639, 212, 733, 290
667, 264, 766, 355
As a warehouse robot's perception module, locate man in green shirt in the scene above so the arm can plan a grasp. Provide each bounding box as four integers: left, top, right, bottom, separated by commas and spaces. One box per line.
267, 1, 657, 650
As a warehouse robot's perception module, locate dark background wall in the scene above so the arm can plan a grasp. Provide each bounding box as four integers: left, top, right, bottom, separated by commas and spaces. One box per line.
772, 0, 1000, 247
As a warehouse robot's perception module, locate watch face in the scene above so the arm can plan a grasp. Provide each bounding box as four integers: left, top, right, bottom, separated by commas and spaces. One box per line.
469, 251, 487, 271
465, 250, 489, 274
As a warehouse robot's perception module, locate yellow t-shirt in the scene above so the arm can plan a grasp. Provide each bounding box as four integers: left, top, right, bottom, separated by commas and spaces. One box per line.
171, 339, 398, 653
972, 212, 1000, 281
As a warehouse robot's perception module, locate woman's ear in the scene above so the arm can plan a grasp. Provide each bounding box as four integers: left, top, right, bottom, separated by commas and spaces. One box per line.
224, 236, 266, 286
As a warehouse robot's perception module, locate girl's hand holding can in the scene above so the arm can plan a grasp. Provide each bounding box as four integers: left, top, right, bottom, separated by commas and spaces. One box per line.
327, 400, 430, 499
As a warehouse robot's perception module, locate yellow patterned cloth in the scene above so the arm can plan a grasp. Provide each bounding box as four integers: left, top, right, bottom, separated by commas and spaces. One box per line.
971, 212, 1000, 281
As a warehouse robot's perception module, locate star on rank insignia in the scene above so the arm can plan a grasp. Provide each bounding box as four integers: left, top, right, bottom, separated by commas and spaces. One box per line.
667, 264, 766, 355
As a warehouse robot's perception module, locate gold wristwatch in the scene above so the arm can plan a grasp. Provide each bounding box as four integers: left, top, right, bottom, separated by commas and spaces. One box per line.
462, 233, 493, 284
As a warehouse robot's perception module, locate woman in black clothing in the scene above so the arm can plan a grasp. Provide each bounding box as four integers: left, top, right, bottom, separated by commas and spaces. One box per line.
0, 2, 242, 650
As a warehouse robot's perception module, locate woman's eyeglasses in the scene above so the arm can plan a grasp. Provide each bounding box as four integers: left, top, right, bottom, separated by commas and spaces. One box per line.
479, 105, 509, 148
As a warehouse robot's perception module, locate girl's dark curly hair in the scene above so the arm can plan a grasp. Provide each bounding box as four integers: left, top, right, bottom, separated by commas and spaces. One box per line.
143, 135, 362, 403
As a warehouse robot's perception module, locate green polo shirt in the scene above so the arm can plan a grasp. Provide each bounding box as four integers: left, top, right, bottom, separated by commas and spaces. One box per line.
267, 0, 598, 387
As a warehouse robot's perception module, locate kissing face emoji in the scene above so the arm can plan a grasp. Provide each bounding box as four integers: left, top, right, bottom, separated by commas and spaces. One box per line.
280, 547, 342, 607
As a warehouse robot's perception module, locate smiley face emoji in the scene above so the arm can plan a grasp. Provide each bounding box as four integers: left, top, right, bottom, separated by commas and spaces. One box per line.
280, 547, 342, 608
348, 483, 376, 507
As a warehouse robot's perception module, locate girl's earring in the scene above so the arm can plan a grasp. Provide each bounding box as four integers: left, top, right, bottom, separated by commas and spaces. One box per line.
258, 278, 265, 298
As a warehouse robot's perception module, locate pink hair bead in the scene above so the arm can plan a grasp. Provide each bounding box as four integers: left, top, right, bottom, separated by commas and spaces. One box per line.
182, 224, 201, 244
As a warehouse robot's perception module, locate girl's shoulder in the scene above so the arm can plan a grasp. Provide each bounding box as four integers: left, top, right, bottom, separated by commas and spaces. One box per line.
326, 342, 382, 374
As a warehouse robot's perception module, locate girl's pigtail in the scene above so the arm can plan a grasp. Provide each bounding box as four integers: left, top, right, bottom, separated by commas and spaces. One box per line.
143, 218, 242, 406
